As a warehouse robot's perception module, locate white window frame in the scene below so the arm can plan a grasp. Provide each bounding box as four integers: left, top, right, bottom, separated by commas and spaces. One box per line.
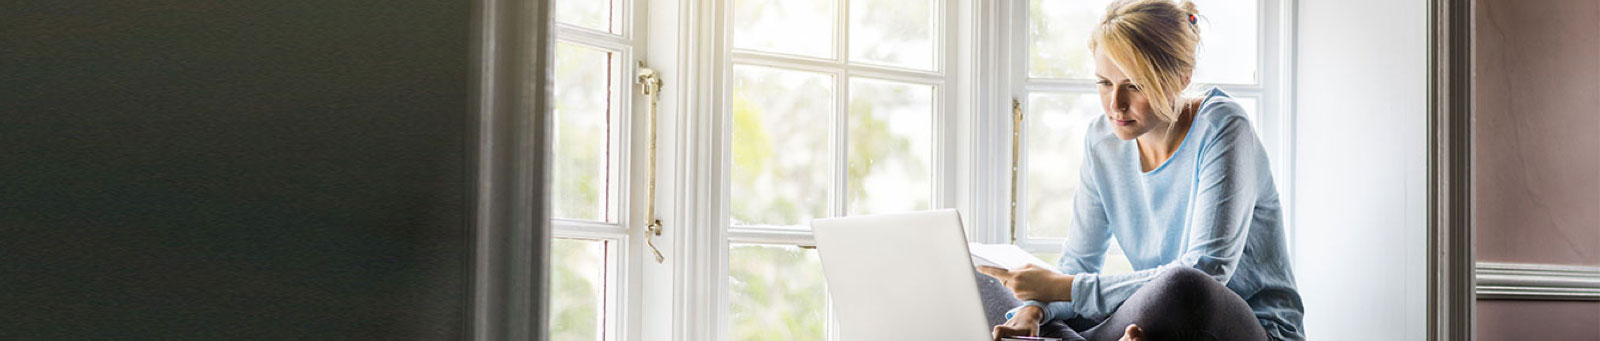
549, 0, 650, 339
635, 0, 1296, 340
1004, 0, 1297, 262
714, 0, 959, 339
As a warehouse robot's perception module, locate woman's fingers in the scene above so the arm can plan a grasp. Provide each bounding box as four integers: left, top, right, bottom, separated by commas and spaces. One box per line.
977, 266, 1011, 280
992, 324, 1037, 341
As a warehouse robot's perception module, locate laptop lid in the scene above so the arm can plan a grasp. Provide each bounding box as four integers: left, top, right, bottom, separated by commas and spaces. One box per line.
811, 209, 990, 340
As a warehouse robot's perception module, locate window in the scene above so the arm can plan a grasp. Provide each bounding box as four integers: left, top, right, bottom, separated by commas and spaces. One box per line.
565, 0, 1295, 339
724, 0, 948, 337
1013, 0, 1287, 270
551, 0, 642, 339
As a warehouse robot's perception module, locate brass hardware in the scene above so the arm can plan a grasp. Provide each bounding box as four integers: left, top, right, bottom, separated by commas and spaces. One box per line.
1010, 97, 1022, 244
638, 61, 665, 263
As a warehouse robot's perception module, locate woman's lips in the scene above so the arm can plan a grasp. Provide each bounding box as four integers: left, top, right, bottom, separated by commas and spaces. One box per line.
1113, 119, 1135, 126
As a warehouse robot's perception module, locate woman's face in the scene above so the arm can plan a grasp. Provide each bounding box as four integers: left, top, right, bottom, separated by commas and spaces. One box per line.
1094, 49, 1167, 141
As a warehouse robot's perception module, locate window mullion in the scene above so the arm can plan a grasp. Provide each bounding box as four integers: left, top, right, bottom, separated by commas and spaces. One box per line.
833, 68, 849, 220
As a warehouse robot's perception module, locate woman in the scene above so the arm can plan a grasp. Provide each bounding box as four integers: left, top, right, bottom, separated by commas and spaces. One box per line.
977, 1, 1305, 340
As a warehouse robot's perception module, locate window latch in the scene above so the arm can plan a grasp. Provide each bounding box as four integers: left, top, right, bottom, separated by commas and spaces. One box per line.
638, 61, 666, 263
1010, 97, 1022, 245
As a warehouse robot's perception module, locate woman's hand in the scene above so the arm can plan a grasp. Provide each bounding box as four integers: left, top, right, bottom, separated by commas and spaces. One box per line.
978, 264, 1075, 302
992, 305, 1043, 341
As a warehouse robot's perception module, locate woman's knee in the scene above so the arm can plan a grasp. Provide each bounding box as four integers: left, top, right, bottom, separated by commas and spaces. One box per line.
1131, 267, 1227, 316
1148, 267, 1215, 294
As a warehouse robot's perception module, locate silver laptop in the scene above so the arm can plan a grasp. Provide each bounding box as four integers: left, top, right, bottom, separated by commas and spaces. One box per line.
812, 209, 990, 340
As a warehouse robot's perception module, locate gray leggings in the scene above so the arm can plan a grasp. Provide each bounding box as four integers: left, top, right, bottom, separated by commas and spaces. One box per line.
977, 267, 1269, 341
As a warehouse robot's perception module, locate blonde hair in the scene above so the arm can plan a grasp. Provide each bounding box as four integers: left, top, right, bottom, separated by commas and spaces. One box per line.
1089, 0, 1201, 125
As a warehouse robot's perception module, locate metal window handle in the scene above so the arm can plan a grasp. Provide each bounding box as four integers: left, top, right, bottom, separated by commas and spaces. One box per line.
1010, 97, 1022, 245
638, 61, 666, 263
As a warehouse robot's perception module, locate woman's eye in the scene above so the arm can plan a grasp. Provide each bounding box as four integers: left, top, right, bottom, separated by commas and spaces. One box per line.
1126, 84, 1141, 92
1096, 80, 1112, 87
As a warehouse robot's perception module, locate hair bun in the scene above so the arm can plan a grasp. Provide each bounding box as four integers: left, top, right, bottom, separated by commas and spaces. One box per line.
1179, 0, 1198, 15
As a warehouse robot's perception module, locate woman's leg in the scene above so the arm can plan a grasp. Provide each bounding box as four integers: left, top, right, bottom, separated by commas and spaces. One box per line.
1079, 267, 1269, 341
975, 271, 1083, 340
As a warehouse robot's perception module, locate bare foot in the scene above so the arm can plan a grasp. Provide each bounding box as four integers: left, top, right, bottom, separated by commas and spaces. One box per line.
1119, 324, 1144, 341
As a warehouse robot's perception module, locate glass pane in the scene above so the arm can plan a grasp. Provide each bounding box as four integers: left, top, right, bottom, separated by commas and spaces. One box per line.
1025, 93, 1101, 239
550, 238, 609, 341
848, 78, 933, 215
555, 0, 616, 33
729, 244, 827, 340
731, 65, 833, 226
1191, 0, 1258, 85
1028, 0, 1111, 79
733, 0, 835, 58
849, 0, 935, 70
552, 42, 613, 222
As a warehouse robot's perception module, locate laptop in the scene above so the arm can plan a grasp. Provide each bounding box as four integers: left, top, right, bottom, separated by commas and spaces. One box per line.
811, 209, 991, 340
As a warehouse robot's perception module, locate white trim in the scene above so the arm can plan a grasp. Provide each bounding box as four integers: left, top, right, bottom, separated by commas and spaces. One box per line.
728, 227, 819, 247
1275, 0, 1298, 260
1476, 262, 1600, 300
552, 220, 630, 240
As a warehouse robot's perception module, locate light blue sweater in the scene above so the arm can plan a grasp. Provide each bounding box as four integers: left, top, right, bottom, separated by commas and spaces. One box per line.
1009, 87, 1305, 340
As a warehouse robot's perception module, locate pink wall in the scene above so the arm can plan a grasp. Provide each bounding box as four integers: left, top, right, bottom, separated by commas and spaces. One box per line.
1476, 301, 1600, 340
1472, 0, 1600, 339
1472, 0, 1600, 267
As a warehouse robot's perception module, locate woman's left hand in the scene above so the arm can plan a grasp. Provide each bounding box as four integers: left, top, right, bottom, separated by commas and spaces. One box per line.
978, 264, 1075, 302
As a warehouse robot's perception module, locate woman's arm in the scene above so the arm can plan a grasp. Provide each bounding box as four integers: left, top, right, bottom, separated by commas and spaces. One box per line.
1069, 116, 1265, 321
1005, 136, 1114, 322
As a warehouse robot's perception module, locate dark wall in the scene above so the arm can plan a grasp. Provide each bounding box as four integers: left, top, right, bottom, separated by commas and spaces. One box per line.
1, 1, 473, 338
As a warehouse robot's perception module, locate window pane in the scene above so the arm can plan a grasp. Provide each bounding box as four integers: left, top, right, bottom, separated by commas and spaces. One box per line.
729, 244, 827, 340
848, 78, 933, 215
849, 0, 935, 70
1028, 0, 1111, 79
552, 42, 614, 222
555, 0, 616, 33
550, 238, 609, 341
731, 65, 833, 226
733, 0, 835, 58
1025, 93, 1101, 239
1191, 0, 1258, 85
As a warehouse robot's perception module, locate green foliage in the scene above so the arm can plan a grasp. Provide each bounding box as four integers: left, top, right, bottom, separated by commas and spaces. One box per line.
846, 99, 912, 210
728, 245, 827, 341
549, 239, 603, 341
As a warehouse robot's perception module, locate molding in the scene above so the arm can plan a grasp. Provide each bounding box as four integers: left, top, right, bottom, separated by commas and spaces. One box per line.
1426, 0, 1474, 339
1476, 262, 1600, 300
468, 0, 548, 338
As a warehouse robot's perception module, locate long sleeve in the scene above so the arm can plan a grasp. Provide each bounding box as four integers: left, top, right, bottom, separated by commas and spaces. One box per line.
1069, 117, 1264, 321
1009, 133, 1112, 323
1057, 142, 1113, 276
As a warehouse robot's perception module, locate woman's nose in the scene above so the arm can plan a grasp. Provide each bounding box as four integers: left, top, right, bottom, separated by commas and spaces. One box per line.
1110, 87, 1128, 112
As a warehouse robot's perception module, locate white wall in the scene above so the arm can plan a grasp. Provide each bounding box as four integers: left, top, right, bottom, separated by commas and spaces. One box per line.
1292, 0, 1429, 340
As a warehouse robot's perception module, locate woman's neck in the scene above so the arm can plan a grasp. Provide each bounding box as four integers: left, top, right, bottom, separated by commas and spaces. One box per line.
1136, 98, 1198, 172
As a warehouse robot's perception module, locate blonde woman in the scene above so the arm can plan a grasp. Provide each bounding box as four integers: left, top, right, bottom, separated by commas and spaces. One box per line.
976, 1, 1305, 340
